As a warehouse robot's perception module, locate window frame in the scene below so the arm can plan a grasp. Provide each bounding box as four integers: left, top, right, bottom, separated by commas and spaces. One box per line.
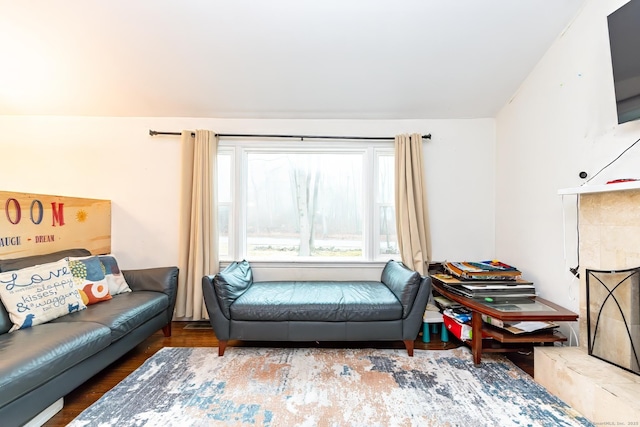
217, 139, 399, 264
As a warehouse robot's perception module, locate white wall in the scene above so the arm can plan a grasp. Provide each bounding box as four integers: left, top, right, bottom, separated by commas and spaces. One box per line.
496, 0, 640, 326
2, 116, 495, 273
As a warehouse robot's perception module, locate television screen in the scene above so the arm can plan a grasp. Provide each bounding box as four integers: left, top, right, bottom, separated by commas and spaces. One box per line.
608, 0, 640, 124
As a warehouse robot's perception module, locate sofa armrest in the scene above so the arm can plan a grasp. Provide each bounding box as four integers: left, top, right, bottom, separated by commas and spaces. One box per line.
202, 275, 231, 340
401, 275, 432, 340
123, 267, 179, 294
123, 267, 179, 327
380, 260, 422, 317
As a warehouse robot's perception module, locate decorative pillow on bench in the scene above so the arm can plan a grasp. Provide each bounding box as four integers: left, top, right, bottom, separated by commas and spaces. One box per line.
213, 260, 253, 318
0, 258, 86, 332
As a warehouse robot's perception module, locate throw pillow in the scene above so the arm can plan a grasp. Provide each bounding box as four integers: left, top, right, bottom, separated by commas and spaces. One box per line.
213, 260, 253, 318
69, 256, 112, 305
0, 258, 86, 332
98, 255, 132, 295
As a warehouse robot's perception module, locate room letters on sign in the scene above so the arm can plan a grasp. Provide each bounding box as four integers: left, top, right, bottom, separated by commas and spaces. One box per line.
0, 191, 111, 259
4, 197, 65, 226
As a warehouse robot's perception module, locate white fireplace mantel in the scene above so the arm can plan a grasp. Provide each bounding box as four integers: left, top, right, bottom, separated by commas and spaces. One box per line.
558, 180, 640, 195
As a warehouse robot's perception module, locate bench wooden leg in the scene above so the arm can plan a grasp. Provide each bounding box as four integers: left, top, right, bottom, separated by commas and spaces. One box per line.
218, 340, 227, 356
403, 340, 414, 356
162, 324, 171, 337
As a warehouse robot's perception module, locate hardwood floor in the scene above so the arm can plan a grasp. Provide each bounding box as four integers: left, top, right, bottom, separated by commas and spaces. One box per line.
43, 321, 534, 426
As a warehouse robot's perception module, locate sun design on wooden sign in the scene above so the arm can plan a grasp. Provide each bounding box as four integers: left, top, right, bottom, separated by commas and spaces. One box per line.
76, 209, 88, 223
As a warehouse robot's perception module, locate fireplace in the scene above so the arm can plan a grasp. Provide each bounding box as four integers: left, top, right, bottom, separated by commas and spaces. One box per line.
578, 187, 640, 355
586, 267, 640, 374
534, 183, 640, 423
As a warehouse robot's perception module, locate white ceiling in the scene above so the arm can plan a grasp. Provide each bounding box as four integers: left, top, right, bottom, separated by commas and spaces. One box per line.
0, 0, 585, 119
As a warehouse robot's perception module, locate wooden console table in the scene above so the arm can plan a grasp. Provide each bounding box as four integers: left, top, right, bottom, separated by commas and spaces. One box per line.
432, 280, 579, 365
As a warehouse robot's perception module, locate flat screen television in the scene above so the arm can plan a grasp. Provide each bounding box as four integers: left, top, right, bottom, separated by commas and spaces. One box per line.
608, 0, 640, 124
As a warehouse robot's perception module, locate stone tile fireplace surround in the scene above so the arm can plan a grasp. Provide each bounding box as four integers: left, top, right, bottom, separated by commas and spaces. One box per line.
535, 182, 640, 424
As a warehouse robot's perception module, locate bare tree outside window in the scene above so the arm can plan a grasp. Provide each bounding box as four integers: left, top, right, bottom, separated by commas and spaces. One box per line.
290, 157, 321, 256
246, 152, 363, 258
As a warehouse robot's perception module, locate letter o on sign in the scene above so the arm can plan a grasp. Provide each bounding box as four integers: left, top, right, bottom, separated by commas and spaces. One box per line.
5, 198, 21, 225
30, 200, 43, 224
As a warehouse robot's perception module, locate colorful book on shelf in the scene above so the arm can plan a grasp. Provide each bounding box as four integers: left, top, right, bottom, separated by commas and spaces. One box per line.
467, 260, 518, 271
443, 261, 522, 280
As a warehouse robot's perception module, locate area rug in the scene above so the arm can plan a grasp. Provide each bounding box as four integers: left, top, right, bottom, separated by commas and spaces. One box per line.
69, 347, 593, 427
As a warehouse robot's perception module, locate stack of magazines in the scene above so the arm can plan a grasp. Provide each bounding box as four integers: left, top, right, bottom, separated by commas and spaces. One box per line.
444, 260, 522, 281
433, 260, 536, 299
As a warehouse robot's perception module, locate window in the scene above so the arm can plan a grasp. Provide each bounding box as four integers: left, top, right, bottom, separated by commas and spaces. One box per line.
217, 141, 399, 262
217, 152, 232, 258
376, 153, 398, 256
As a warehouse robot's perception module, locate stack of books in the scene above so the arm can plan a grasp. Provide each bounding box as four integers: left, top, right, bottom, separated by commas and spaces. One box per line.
444, 261, 522, 281
432, 260, 537, 299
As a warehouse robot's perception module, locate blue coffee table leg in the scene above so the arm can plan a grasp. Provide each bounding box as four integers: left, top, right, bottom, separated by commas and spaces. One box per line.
422, 323, 431, 343
440, 324, 449, 342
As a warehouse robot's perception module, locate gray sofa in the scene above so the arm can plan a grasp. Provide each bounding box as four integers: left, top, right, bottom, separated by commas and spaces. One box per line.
202, 260, 431, 356
0, 249, 179, 427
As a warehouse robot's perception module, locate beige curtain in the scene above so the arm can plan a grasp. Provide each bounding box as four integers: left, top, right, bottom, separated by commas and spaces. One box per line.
175, 130, 219, 320
394, 133, 431, 275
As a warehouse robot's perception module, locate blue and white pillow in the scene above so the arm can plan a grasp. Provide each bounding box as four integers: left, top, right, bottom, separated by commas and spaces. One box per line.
98, 255, 132, 295
0, 258, 86, 332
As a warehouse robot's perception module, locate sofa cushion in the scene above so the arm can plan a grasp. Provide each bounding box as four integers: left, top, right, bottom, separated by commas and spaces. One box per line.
50, 291, 169, 341
230, 281, 403, 322
69, 256, 112, 305
380, 260, 422, 318
0, 258, 87, 332
0, 321, 111, 408
214, 260, 253, 318
0, 248, 91, 273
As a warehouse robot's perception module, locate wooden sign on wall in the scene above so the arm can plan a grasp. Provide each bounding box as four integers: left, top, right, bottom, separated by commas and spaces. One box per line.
0, 191, 111, 259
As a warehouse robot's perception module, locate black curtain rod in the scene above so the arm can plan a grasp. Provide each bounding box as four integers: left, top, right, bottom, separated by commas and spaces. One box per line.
149, 130, 431, 141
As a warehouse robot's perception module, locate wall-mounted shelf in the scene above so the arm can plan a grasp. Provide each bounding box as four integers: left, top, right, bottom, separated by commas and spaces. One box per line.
558, 180, 640, 195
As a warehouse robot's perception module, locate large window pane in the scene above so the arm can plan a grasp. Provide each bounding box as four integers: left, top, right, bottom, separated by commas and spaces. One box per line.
378, 154, 394, 204
246, 152, 364, 258
218, 205, 230, 257
377, 154, 399, 256
217, 153, 232, 257
217, 153, 232, 203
